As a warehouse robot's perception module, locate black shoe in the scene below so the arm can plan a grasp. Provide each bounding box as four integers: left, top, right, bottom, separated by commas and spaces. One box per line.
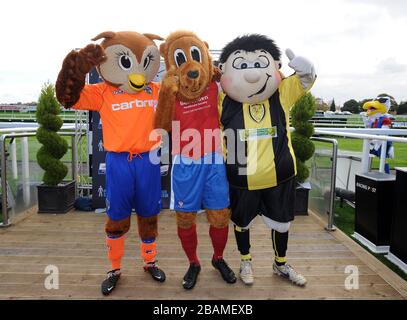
212, 258, 237, 284
144, 262, 166, 282
101, 269, 121, 296
182, 263, 201, 290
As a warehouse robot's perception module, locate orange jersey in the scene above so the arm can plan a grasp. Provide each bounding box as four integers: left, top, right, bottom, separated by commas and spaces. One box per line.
74, 82, 160, 153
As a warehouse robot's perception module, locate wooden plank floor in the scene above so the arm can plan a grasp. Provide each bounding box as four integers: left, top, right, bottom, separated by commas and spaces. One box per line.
0, 209, 406, 300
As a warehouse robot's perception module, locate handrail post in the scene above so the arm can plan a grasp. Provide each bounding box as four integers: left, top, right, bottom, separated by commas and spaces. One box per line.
379, 140, 387, 173
0, 134, 10, 227
71, 135, 78, 196
361, 139, 371, 173
327, 139, 338, 231
11, 133, 18, 180
21, 137, 30, 206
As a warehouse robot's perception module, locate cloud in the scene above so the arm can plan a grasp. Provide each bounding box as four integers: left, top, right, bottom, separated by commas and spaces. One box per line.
1, 0, 407, 105
378, 58, 407, 74
345, 0, 407, 17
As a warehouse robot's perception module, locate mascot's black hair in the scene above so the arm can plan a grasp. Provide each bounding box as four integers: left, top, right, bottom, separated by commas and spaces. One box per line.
219, 34, 281, 63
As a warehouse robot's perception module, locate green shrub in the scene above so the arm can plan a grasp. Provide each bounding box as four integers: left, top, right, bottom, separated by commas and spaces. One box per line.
291, 132, 315, 162
291, 93, 316, 183
295, 159, 309, 183
36, 83, 68, 186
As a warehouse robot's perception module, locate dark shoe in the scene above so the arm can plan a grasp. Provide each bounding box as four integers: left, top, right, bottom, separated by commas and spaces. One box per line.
101, 269, 121, 296
182, 263, 201, 290
212, 258, 237, 284
144, 262, 166, 282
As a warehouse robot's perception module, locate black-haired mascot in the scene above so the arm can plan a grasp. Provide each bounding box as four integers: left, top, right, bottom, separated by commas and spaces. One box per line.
218, 34, 316, 286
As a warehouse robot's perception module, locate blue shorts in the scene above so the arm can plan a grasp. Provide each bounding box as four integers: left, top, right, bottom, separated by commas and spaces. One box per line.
106, 150, 161, 221
170, 152, 229, 212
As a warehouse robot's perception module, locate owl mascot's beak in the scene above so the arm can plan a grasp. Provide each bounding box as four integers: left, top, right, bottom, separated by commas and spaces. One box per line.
128, 73, 146, 91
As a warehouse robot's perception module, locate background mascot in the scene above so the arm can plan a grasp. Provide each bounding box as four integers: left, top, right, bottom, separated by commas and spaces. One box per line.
155, 30, 236, 290
362, 96, 394, 174
218, 34, 316, 286
56, 31, 165, 295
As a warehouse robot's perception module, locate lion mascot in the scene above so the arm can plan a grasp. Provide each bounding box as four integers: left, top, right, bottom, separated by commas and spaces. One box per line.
155, 30, 236, 290
56, 31, 166, 295
218, 34, 316, 286
362, 96, 394, 173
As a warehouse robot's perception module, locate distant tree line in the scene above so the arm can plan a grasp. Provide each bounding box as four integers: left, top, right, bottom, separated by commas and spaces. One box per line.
340, 93, 407, 115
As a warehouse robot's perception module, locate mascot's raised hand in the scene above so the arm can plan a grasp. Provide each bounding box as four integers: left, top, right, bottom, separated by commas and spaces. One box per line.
56, 44, 107, 108
155, 66, 179, 131
286, 48, 315, 89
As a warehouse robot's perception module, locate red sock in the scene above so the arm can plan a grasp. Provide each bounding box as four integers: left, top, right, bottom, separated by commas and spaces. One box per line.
209, 225, 229, 260
177, 224, 200, 265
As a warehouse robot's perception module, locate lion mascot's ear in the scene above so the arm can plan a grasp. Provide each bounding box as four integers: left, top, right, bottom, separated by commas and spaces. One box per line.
159, 42, 167, 57
204, 41, 209, 49
91, 31, 116, 42
143, 33, 164, 41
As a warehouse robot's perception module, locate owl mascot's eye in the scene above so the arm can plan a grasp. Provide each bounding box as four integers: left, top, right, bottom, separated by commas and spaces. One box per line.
118, 54, 133, 70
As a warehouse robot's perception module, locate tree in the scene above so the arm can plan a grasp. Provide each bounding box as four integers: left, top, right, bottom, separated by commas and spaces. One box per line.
397, 101, 407, 115
291, 93, 316, 183
377, 93, 398, 113
36, 83, 68, 185
330, 99, 336, 112
315, 98, 329, 112
342, 99, 361, 114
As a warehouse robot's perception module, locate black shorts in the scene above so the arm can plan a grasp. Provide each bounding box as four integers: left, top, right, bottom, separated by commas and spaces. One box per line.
229, 178, 296, 228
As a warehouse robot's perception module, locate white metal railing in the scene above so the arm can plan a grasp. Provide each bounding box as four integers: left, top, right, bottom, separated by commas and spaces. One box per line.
0, 126, 84, 227
314, 128, 407, 174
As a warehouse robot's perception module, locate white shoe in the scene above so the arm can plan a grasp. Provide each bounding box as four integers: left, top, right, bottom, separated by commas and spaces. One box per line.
273, 263, 307, 286
239, 260, 254, 285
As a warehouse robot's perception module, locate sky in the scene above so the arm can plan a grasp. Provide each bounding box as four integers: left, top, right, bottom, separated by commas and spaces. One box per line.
1, 0, 406, 105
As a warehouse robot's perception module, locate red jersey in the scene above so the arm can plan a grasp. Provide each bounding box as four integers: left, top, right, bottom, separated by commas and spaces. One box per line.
172, 81, 222, 159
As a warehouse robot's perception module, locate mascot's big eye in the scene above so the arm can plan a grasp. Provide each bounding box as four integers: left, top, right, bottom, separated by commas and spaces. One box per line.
232, 57, 250, 70
143, 53, 154, 70
118, 53, 133, 71
190, 46, 202, 62
174, 49, 187, 67
256, 55, 270, 68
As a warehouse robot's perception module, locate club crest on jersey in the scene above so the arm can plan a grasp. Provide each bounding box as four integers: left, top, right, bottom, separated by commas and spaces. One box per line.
249, 104, 265, 123
144, 86, 153, 94
112, 89, 125, 95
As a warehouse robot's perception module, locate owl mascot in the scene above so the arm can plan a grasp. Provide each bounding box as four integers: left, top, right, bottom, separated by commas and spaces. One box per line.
218, 34, 316, 286
56, 31, 165, 295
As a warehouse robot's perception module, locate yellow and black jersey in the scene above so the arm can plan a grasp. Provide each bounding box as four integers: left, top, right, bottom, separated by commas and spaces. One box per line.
219, 75, 307, 190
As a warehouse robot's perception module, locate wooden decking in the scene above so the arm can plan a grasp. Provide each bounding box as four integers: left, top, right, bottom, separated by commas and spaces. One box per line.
0, 208, 406, 300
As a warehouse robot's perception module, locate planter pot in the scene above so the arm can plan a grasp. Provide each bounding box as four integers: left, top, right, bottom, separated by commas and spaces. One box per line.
294, 182, 311, 216
37, 180, 76, 214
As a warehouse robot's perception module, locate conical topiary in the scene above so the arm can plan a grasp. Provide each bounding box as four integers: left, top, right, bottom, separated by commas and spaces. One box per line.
36, 83, 68, 186
291, 92, 316, 183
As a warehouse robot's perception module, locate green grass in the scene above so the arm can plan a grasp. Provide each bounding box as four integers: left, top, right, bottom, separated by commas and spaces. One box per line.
313, 138, 407, 169
334, 201, 407, 281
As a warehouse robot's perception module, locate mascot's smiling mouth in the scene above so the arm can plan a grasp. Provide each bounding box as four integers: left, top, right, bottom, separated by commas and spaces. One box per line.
248, 74, 271, 98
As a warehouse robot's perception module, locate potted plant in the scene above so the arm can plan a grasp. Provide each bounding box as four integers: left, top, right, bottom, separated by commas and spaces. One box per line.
36, 83, 75, 213
291, 93, 316, 215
